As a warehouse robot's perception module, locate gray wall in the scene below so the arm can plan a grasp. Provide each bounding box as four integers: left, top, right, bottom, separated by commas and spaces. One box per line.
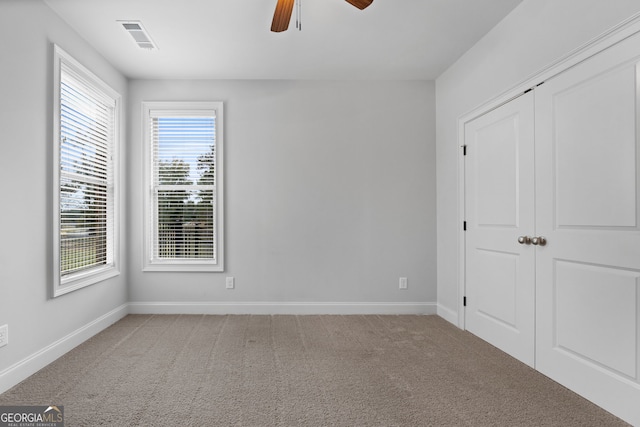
128, 80, 436, 309
0, 1, 128, 384
435, 0, 640, 323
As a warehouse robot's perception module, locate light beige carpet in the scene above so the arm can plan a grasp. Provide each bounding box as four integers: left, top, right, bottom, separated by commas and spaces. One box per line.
0, 315, 628, 426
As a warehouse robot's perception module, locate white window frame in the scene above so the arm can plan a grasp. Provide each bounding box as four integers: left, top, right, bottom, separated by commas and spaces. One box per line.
52, 45, 121, 297
142, 101, 224, 272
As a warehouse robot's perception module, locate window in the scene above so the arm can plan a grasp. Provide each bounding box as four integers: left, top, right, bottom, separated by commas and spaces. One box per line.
52, 45, 120, 297
143, 102, 224, 271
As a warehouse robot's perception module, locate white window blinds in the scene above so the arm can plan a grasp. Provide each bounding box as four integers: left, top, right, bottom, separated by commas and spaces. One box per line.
58, 60, 115, 279
150, 112, 218, 262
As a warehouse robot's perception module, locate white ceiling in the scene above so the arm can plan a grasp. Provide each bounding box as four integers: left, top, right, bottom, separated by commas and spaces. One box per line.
44, 0, 524, 80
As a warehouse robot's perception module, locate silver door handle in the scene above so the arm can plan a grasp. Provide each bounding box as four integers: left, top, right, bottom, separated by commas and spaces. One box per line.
531, 236, 547, 246
518, 236, 531, 245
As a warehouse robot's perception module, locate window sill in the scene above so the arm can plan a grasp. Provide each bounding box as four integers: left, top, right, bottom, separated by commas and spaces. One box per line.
53, 265, 120, 298
143, 261, 224, 273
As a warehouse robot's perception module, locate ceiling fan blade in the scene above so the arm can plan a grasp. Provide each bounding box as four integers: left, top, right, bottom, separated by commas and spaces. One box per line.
271, 0, 295, 32
345, 0, 373, 10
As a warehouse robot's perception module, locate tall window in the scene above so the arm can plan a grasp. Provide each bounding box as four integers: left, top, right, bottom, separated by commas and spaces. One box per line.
53, 45, 120, 297
143, 102, 224, 271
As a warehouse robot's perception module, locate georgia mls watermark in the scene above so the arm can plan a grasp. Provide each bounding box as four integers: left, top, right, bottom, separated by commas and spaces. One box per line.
0, 406, 64, 427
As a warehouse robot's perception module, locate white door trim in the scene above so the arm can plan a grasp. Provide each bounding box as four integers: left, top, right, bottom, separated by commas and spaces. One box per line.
456, 11, 640, 330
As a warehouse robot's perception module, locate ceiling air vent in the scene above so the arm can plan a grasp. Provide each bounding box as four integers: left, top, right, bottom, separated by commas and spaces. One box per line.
119, 20, 157, 50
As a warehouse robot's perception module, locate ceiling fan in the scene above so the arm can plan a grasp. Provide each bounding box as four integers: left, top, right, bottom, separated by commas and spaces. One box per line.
271, 0, 374, 32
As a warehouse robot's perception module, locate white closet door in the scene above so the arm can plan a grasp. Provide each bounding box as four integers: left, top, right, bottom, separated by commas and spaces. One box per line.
535, 31, 640, 425
465, 92, 536, 367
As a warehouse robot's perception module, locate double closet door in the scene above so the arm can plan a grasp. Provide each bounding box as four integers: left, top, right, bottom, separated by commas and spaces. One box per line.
465, 30, 640, 425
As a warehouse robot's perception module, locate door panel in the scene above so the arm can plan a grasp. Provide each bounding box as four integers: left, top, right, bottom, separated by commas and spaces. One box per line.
465, 92, 535, 367
475, 114, 519, 227
554, 64, 638, 228
474, 249, 518, 329
554, 260, 638, 378
535, 32, 640, 425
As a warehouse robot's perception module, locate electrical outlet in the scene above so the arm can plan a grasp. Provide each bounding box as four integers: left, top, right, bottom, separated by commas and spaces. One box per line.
226, 277, 235, 289
399, 277, 408, 290
0, 324, 8, 348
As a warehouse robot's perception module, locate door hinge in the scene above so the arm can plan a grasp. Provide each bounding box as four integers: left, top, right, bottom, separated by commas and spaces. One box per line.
463, 296, 467, 307
462, 145, 467, 156
463, 221, 467, 231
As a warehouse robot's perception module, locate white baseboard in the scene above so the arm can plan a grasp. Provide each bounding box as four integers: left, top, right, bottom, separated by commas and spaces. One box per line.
437, 303, 460, 327
0, 304, 129, 394
128, 301, 438, 315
